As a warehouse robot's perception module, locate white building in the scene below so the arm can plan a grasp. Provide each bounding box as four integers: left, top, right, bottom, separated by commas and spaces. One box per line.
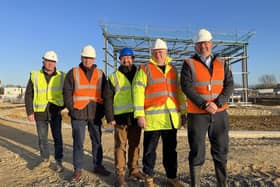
4, 87, 26, 98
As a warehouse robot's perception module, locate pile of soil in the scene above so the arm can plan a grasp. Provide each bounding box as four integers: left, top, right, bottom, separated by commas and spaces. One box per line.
227, 105, 280, 131
229, 115, 280, 130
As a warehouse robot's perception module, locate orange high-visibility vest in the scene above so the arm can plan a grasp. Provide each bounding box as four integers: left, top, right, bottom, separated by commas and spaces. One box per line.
139, 62, 179, 110
186, 58, 228, 113
73, 67, 103, 109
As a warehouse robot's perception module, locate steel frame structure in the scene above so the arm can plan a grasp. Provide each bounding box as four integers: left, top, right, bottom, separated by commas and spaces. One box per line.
101, 23, 254, 103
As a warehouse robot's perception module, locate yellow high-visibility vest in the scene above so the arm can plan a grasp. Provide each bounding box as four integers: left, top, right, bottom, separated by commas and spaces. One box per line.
109, 70, 133, 115
31, 70, 65, 112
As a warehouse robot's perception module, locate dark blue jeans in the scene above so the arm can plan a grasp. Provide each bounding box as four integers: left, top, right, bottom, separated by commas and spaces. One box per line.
35, 116, 63, 161
71, 119, 103, 170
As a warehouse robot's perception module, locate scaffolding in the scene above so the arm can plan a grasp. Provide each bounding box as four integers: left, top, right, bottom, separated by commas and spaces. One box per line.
100, 23, 254, 103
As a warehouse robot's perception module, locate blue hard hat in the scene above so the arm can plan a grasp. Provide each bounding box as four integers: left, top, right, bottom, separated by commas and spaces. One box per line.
119, 48, 134, 59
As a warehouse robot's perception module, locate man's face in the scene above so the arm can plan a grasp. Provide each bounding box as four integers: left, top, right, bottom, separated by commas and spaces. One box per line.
120, 55, 133, 67
81, 57, 95, 69
152, 49, 167, 65
43, 60, 56, 73
195, 41, 213, 58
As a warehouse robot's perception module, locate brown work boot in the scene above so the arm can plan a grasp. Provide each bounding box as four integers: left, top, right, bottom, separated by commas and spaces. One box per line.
166, 178, 184, 187
129, 171, 145, 181
71, 169, 82, 182
114, 175, 127, 187
145, 175, 155, 187
93, 165, 111, 176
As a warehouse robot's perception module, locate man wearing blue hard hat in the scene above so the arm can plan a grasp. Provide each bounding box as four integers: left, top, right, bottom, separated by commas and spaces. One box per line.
105, 48, 144, 187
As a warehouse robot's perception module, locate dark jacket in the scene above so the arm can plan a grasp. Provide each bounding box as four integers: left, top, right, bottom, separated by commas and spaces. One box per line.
180, 54, 234, 111
24, 67, 64, 121
104, 65, 137, 125
63, 63, 107, 121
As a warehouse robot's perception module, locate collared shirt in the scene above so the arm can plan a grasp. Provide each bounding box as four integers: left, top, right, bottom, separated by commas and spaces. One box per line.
198, 54, 213, 68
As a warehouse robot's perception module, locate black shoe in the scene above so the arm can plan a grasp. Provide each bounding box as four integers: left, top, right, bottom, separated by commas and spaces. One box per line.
93, 166, 111, 176
55, 160, 64, 172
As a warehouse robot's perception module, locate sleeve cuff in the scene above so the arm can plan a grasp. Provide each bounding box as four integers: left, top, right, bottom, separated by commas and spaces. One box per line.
214, 100, 223, 108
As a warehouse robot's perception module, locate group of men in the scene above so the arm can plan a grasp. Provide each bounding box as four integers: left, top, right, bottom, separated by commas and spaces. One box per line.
25, 28, 233, 187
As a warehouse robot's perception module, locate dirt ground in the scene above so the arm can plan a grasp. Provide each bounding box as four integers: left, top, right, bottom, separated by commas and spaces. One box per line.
0, 103, 279, 186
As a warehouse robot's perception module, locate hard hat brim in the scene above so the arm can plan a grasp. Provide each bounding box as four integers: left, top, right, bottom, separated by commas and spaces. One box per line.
42, 57, 57, 62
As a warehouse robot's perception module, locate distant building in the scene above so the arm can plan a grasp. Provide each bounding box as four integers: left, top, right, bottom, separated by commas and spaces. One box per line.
3, 87, 26, 103
257, 88, 274, 95
4, 87, 25, 98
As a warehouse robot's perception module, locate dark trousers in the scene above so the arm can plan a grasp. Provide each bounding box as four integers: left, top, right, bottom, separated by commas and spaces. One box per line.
187, 110, 229, 167
71, 119, 103, 170
35, 116, 63, 161
142, 129, 178, 179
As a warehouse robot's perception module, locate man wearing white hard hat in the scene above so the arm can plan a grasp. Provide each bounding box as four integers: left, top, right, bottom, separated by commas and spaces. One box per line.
25, 50, 65, 172
181, 29, 234, 187
133, 39, 186, 187
63, 45, 110, 182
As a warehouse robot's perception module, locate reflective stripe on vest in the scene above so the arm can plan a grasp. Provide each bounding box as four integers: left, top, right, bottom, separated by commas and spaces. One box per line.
73, 67, 103, 109
140, 62, 179, 111
109, 71, 133, 115
32, 70, 65, 112
186, 58, 228, 113
144, 108, 178, 115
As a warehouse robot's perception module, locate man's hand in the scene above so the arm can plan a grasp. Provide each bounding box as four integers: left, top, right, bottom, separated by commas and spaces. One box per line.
110, 120, 116, 126
27, 114, 35, 121
137, 116, 146, 129
205, 102, 218, 114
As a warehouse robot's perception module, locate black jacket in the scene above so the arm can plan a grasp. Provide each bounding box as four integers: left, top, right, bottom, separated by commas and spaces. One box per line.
180, 54, 234, 111
63, 63, 107, 122
104, 65, 137, 125
24, 67, 64, 121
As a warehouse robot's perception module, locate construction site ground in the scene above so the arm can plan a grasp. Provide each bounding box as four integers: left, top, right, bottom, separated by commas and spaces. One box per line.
0, 103, 279, 186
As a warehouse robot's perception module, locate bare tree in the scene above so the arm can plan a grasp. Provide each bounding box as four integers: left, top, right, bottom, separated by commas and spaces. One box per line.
258, 74, 277, 88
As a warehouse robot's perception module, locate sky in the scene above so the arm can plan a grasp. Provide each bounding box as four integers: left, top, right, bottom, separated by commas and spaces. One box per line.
0, 0, 279, 86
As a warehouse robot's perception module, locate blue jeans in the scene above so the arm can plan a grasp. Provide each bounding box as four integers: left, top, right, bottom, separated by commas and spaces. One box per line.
35, 116, 63, 161
71, 119, 103, 170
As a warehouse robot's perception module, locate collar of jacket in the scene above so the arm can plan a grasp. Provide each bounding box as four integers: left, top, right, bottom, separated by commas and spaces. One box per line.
193, 53, 217, 63
42, 66, 57, 76
150, 56, 172, 65
79, 62, 97, 73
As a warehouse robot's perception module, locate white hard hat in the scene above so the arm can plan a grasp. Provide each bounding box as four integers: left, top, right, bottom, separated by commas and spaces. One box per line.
81, 45, 96, 58
153, 38, 168, 50
43, 51, 58, 62
193, 29, 213, 43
